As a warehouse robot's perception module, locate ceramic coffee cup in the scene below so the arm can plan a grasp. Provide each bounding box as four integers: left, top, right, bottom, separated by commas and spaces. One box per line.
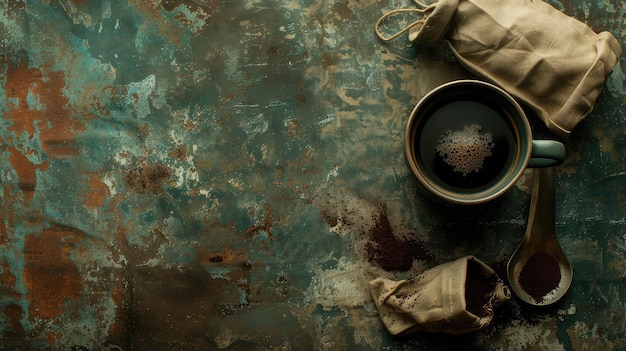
405, 80, 565, 205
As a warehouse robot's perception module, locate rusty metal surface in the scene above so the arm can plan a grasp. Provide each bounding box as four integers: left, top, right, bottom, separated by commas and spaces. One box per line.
0, 0, 625, 350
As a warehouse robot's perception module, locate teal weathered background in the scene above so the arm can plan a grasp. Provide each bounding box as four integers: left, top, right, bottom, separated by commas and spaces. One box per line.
1, 0, 625, 349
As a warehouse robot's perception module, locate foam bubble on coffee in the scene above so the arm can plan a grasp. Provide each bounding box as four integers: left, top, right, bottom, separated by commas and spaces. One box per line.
436, 124, 495, 176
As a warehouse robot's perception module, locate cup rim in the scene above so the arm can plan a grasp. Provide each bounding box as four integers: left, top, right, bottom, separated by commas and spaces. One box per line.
404, 79, 532, 205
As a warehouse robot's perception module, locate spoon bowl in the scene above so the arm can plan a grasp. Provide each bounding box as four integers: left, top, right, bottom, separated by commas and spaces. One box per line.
507, 167, 573, 306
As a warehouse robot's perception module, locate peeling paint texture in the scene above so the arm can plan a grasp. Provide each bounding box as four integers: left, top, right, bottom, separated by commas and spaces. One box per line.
1, 0, 625, 350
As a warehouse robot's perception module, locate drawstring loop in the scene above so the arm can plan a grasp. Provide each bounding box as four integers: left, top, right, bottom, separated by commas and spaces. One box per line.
375, 0, 436, 41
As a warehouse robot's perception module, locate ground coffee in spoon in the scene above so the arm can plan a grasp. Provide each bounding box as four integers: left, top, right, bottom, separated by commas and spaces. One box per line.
518, 252, 561, 301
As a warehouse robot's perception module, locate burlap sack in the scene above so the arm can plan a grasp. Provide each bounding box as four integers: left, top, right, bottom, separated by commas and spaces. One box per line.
375, 0, 622, 139
370, 256, 510, 335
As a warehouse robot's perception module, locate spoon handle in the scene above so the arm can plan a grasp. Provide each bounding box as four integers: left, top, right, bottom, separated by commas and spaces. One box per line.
525, 167, 557, 247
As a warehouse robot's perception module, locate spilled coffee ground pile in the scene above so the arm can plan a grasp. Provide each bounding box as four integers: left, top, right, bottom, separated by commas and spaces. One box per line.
315, 186, 431, 271
365, 204, 431, 271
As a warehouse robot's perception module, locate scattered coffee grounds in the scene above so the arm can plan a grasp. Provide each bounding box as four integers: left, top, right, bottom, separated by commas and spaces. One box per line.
518, 252, 561, 301
365, 203, 431, 271
465, 259, 496, 317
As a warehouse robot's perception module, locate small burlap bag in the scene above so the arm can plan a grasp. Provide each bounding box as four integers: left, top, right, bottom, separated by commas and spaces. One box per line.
370, 256, 510, 335
375, 0, 622, 139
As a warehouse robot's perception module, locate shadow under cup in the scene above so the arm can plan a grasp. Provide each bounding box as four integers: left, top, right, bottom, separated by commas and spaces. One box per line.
405, 80, 565, 205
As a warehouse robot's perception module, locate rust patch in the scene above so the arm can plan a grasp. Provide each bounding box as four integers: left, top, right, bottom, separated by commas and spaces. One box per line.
246, 203, 284, 238
23, 226, 85, 321
4, 56, 42, 137
7, 146, 50, 202
302, 146, 315, 161
46, 332, 62, 346
321, 53, 337, 68
2, 304, 26, 338
3, 0, 25, 15
169, 146, 188, 160
128, 264, 250, 349
106, 271, 132, 349
3, 56, 85, 158
267, 46, 280, 55
0, 260, 19, 301
122, 162, 172, 194
82, 174, 111, 209
246, 216, 274, 238
0, 216, 8, 246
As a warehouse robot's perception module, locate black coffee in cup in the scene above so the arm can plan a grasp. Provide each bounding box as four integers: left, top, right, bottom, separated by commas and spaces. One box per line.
412, 98, 518, 193
405, 80, 565, 205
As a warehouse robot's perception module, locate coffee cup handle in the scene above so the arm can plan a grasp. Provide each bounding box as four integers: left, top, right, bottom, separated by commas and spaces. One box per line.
528, 140, 566, 168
